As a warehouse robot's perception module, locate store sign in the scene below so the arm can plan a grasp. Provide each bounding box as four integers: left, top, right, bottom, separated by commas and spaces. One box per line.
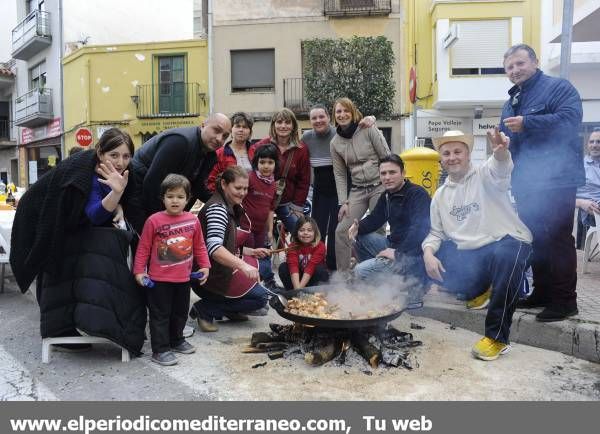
21, 118, 61, 144
472, 117, 500, 135
75, 128, 93, 147
417, 117, 471, 137
135, 117, 200, 134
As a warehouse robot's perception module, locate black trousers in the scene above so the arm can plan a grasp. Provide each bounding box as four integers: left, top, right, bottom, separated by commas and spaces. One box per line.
311, 190, 339, 270
146, 281, 190, 353
278, 262, 330, 290
515, 187, 578, 308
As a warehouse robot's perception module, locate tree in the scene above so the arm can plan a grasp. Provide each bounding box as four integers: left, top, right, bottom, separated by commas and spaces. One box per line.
303, 36, 395, 119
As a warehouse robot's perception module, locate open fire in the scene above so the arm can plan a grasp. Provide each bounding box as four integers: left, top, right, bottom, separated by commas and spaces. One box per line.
244, 323, 422, 369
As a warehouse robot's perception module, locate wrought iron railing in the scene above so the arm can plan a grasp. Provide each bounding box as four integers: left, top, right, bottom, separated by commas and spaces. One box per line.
135, 82, 204, 118
15, 87, 53, 124
283, 78, 310, 115
324, 0, 392, 16
0, 120, 11, 140
12, 10, 52, 52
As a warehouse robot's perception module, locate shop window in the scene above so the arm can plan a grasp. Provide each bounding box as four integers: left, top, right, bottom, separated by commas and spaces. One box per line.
231, 49, 275, 92
450, 20, 509, 76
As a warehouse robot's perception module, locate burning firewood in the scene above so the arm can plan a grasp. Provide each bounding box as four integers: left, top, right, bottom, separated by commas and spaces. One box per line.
303, 338, 344, 366
351, 332, 382, 368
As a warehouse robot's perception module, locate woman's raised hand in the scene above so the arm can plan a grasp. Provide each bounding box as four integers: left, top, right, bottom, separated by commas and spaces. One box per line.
97, 160, 129, 194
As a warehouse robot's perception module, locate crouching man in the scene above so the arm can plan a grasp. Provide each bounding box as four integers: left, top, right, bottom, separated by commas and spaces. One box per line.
349, 154, 431, 307
423, 129, 532, 361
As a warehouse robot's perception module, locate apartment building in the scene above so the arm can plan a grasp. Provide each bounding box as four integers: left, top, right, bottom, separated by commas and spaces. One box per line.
62, 39, 209, 154
541, 0, 600, 136
405, 0, 540, 165
209, 0, 405, 153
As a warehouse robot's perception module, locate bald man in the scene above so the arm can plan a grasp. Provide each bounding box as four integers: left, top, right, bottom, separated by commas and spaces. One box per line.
127, 113, 232, 233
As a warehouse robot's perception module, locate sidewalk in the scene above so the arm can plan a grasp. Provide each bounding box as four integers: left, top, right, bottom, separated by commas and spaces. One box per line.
412, 250, 600, 363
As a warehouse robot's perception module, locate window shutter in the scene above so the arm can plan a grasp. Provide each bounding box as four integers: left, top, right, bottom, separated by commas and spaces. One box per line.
451, 20, 509, 70
231, 49, 275, 90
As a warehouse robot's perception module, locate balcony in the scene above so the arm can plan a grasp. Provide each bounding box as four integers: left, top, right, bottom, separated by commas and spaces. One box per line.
15, 88, 54, 128
283, 78, 310, 116
134, 82, 204, 118
12, 10, 52, 60
324, 0, 392, 17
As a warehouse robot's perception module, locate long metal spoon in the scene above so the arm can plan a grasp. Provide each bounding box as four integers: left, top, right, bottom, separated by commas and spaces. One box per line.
264, 287, 288, 308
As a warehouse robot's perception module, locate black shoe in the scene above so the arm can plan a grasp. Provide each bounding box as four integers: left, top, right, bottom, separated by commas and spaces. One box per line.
263, 278, 283, 292
54, 343, 93, 353
517, 294, 549, 309
536, 305, 578, 322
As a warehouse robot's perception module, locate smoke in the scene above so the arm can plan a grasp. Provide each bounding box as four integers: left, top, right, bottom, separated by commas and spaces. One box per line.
316, 270, 420, 316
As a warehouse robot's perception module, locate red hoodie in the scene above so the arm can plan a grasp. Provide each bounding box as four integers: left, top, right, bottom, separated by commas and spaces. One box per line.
206, 142, 256, 192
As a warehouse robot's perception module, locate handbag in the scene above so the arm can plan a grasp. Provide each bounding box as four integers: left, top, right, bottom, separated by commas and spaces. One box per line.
273, 149, 295, 209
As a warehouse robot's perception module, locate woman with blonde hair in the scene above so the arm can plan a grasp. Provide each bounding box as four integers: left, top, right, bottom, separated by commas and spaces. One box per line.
251, 108, 311, 233
330, 97, 390, 271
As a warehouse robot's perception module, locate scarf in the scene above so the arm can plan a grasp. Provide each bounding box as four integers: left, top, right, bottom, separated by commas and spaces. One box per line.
336, 122, 358, 139
255, 170, 275, 184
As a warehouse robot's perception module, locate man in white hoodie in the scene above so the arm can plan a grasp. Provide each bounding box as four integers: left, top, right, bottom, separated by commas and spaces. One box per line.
422, 129, 532, 361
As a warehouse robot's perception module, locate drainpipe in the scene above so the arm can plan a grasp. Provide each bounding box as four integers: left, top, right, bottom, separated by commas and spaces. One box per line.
59, 0, 65, 156
208, 0, 214, 114
559, 0, 574, 80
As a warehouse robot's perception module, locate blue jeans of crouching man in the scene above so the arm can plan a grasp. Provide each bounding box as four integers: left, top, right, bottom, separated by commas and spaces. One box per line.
435, 236, 532, 344
353, 232, 427, 306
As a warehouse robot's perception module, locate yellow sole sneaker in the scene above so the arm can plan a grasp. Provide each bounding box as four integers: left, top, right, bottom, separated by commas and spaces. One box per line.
471, 337, 510, 361
466, 287, 492, 310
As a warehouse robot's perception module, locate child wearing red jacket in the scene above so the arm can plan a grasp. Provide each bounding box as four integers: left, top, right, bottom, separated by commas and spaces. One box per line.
241, 144, 280, 290
134, 174, 210, 367
278, 216, 329, 290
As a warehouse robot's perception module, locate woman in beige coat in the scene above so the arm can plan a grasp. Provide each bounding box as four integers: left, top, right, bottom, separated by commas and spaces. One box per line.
330, 97, 390, 271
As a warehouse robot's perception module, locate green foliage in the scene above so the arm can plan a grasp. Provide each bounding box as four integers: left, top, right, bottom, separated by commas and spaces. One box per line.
303, 36, 395, 119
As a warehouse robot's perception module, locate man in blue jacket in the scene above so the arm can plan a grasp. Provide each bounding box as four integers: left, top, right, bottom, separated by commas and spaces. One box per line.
499, 44, 584, 322
348, 154, 431, 306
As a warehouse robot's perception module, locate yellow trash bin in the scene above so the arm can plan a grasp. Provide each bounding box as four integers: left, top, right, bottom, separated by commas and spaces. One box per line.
399, 147, 441, 197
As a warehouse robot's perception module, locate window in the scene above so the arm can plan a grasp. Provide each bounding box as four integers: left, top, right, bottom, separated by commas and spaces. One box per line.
341, 0, 374, 7
158, 55, 185, 113
231, 49, 275, 92
450, 20, 509, 76
29, 61, 46, 90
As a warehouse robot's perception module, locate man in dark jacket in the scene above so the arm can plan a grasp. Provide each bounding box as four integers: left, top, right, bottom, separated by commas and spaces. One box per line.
127, 113, 231, 233
348, 154, 431, 305
499, 44, 584, 322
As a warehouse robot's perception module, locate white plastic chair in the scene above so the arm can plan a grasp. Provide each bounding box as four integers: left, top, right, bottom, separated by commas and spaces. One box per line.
582, 211, 600, 274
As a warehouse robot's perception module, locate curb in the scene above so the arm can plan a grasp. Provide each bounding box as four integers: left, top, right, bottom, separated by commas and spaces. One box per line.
410, 295, 600, 364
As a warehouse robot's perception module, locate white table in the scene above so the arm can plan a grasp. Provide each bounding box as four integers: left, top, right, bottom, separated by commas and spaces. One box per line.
0, 210, 15, 293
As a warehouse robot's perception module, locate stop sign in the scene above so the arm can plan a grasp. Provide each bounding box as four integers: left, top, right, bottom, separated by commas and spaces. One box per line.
409, 66, 417, 104
75, 128, 93, 147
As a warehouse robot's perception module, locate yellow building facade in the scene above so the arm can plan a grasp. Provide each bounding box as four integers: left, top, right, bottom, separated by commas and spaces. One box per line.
62, 39, 209, 154
401, 0, 540, 163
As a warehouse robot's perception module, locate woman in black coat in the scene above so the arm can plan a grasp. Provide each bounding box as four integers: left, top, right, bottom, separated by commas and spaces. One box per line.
10, 129, 146, 355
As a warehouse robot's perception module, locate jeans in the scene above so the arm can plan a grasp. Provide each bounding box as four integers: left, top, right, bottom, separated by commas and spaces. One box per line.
275, 203, 299, 233
354, 232, 427, 302
435, 237, 532, 343
190, 283, 268, 321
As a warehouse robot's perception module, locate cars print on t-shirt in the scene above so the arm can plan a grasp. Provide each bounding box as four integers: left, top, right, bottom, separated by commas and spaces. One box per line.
157, 236, 193, 263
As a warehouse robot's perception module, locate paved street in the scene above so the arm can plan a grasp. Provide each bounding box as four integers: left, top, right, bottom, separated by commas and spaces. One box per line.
1, 269, 599, 401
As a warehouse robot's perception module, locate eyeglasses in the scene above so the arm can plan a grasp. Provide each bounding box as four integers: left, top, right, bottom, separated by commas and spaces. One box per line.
511, 91, 521, 107
589, 139, 600, 145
